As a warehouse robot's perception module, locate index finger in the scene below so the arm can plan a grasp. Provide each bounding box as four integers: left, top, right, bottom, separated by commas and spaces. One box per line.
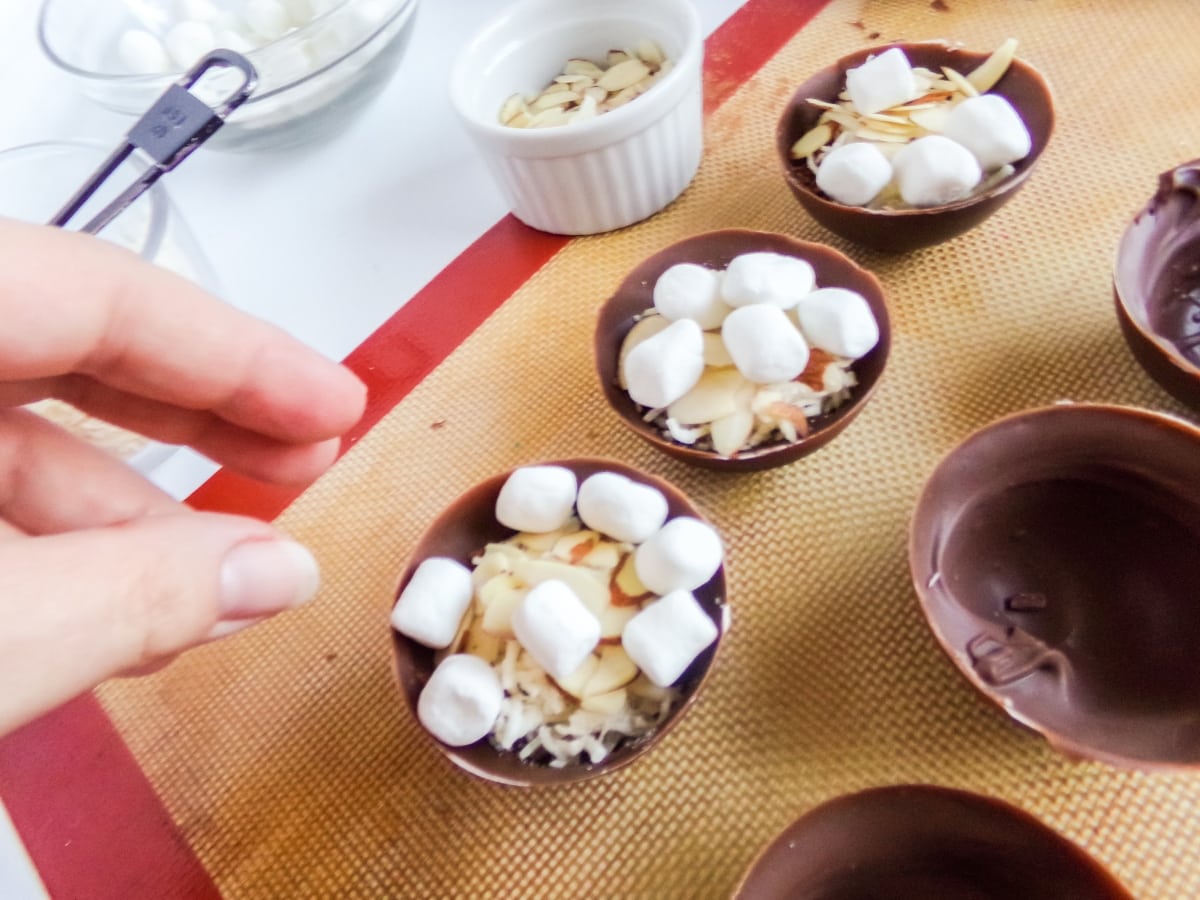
0, 219, 366, 444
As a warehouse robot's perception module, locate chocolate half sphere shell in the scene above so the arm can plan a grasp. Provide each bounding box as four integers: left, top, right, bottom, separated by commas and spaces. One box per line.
733, 785, 1133, 899
777, 42, 1055, 252
1114, 159, 1200, 410
390, 458, 727, 787
910, 404, 1200, 770
596, 229, 890, 471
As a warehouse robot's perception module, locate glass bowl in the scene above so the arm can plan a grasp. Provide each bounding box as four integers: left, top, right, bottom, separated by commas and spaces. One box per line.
37, 0, 419, 152
0, 138, 217, 473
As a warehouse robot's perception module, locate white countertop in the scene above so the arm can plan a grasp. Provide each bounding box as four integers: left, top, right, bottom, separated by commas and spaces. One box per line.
0, 0, 745, 895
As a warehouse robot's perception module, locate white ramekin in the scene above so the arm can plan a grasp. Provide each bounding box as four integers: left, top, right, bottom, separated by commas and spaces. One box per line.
449, 0, 704, 236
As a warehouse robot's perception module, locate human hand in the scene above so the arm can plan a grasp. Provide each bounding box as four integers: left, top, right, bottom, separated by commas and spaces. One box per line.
0, 219, 367, 734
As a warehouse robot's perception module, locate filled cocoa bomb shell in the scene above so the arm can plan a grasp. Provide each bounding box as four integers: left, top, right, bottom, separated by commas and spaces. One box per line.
1114, 159, 1200, 410
390, 458, 727, 787
595, 229, 890, 471
909, 404, 1200, 769
776, 41, 1055, 252
733, 785, 1133, 899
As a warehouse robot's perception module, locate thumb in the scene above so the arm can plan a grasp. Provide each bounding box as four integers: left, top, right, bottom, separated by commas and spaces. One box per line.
0, 511, 320, 734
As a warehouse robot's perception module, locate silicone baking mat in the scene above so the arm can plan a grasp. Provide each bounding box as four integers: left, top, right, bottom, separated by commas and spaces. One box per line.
5, 0, 1200, 896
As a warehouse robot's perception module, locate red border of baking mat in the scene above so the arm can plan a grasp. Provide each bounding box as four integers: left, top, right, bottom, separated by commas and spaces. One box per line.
0, 2, 831, 896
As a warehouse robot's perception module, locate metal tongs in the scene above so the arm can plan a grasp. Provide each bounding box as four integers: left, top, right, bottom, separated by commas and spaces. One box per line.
48, 49, 258, 235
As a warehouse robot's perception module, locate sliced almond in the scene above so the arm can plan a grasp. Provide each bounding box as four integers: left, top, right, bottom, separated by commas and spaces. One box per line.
710, 408, 756, 458
564, 58, 604, 77
596, 57, 651, 92
580, 687, 628, 715
967, 37, 1017, 93
940, 65, 979, 98
611, 552, 652, 606
667, 366, 755, 426
583, 645, 639, 696
790, 121, 834, 160
635, 39, 666, 67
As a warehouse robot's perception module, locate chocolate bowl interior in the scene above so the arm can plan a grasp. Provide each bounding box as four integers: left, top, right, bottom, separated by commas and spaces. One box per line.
390, 458, 728, 787
732, 785, 1133, 899
1113, 159, 1200, 411
595, 229, 890, 471
776, 41, 1055, 252
909, 404, 1200, 770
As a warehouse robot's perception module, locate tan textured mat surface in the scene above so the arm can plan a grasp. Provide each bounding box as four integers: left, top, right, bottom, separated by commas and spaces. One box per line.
98, 1, 1200, 896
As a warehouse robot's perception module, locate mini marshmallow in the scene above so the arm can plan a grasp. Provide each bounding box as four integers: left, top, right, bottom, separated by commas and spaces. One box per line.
417, 654, 504, 746
390, 557, 474, 649
944, 94, 1032, 171
245, 0, 293, 41
177, 0, 220, 23
164, 20, 216, 69
576, 472, 669, 544
845, 46, 919, 116
623, 318, 705, 409
495, 465, 578, 533
721, 304, 810, 384
892, 135, 982, 207
622, 589, 718, 687
720, 252, 815, 309
634, 516, 723, 595
512, 580, 601, 681
793, 287, 880, 359
815, 141, 893, 207
118, 29, 170, 75
653, 263, 731, 329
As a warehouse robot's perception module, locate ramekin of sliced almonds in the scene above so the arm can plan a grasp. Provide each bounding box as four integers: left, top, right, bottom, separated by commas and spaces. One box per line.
776, 40, 1055, 252
390, 459, 727, 786
499, 40, 672, 128
597, 231, 891, 471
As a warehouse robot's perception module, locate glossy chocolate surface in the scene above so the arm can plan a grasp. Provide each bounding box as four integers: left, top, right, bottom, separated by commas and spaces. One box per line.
596, 229, 890, 471
390, 458, 727, 786
733, 785, 1132, 899
776, 42, 1055, 252
1114, 159, 1200, 410
910, 405, 1200, 769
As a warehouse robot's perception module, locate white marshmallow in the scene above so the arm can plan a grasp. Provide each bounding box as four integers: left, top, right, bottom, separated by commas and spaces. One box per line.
721, 304, 810, 384
245, 0, 292, 41
281, 0, 315, 25
892, 134, 982, 207
653, 263, 731, 329
720, 252, 815, 309
634, 516, 723, 595
845, 47, 919, 115
417, 654, 504, 747
495, 465, 578, 534
176, 0, 220, 23
623, 318, 705, 409
576, 472, 669, 544
622, 589, 718, 687
815, 141, 893, 207
793, 287, 880, 359
511, 580, 601, 681
118, 29, 171, 75
390, 557, 474, 649
164, 21, 216, 69
944, 94, 1032, 171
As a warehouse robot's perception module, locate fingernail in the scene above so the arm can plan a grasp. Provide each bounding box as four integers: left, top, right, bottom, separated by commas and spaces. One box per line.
219, 539, 320, 619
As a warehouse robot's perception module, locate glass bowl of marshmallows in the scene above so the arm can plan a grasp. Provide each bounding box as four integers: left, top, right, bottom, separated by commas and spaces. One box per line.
596, 230, 891, 471
776, 40, 1055, 252
37, 0, 419, 152
389, 459, 728, 786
